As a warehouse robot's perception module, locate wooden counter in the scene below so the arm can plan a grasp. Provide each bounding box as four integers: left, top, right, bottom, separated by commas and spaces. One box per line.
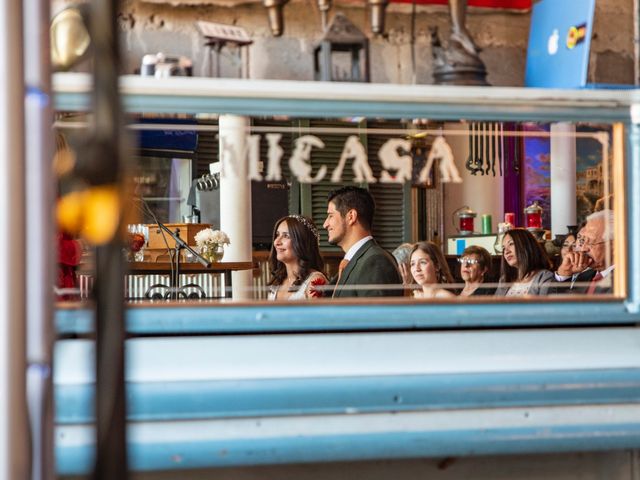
126, 261, 255, 275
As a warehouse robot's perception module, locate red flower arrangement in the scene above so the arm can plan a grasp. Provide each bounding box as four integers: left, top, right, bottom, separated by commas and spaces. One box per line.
308, 276, 327, 298
128, 232, 146, 253
57, 232, 82, 298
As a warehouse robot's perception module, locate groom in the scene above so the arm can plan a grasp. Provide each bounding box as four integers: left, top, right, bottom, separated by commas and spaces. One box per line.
323, 186, 402, 298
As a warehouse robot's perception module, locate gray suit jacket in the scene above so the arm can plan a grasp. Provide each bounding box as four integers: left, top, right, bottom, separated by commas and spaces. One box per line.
332, 239, 403, 298
552, 267, 613, 295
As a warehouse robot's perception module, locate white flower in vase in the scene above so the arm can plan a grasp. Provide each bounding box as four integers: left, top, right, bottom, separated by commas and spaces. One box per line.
194, 228, 230, 262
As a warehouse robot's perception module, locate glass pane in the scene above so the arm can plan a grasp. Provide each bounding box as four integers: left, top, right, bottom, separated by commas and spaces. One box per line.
54, 115, 622, 303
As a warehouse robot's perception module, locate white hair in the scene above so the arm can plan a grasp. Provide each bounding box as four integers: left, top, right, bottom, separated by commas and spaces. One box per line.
586, 209, 615, 241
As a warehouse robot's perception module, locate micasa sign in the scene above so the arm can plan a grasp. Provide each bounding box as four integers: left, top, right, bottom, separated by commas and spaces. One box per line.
219, 134, 462, 185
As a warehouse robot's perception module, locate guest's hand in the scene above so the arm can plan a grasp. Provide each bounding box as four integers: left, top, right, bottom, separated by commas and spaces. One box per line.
557, 251, 593, 277
398, 263, 412, 286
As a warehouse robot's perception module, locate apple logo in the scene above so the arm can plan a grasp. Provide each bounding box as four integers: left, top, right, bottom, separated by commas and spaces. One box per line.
547, 29, 559, 55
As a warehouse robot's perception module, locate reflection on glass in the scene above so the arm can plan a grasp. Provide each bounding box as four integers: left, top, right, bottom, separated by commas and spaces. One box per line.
54, 117, 619, 302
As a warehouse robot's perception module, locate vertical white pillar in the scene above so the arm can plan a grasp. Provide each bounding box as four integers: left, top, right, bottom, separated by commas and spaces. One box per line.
550, 123, 577, 236
24, 0, 54, 478
0, 0, 28, 479
219, 115, 253, 300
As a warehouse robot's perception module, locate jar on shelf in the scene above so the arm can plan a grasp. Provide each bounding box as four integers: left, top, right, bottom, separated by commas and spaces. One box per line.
454, 206, 477, 236
524, 201, 543, 230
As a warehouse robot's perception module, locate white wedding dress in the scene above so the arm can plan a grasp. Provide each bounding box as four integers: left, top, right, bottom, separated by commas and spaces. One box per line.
268, 271, 329, 300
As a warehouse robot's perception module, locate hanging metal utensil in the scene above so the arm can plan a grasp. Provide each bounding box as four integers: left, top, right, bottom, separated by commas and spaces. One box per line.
491, 123, 500, 177
484, 123, 493, 175
470, 122, 483, 176
465, 122, 475, 173
498, 122, 504, 176
476, 122, 485, 176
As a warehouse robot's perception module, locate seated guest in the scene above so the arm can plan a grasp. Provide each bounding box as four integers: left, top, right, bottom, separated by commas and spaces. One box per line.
392, 242, 414, 286
553, 223, 589, 285
555, 209, 614, 294
410, 241, 455, 299
268, 215, 328, 300
560, 232, 577, 263
549, 228, 578, 271
458, 245, 495, 296
496, 228, 554, 296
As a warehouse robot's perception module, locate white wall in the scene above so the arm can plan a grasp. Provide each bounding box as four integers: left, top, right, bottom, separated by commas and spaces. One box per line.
443, 122, 504, 244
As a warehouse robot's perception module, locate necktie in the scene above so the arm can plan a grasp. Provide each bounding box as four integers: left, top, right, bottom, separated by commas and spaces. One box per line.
587, 271, 603, 294
333, 258, 350, 298
336, 259, 350, 285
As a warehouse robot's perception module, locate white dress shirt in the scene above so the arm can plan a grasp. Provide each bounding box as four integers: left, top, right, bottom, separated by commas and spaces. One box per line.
343, 235, 373, 262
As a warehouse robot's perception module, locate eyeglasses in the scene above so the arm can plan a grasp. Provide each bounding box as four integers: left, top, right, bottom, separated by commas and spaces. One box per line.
457, 257, 480, 265
575, 235, 607, 249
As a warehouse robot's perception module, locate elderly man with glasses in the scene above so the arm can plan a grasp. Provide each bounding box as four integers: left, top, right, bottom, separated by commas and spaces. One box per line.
554, 209, 614, 294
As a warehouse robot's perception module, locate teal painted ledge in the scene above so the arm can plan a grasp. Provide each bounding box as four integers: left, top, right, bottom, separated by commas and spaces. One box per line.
55, 408, 640, 475
55, 300, 639, 335
55, 368, 640, 424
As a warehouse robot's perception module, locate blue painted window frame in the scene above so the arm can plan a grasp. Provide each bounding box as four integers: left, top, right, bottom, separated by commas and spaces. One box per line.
52, 75, 640, 474
53, 74, 640, 332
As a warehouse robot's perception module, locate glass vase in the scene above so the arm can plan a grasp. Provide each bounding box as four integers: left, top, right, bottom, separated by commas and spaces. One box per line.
201, 243, 224, 263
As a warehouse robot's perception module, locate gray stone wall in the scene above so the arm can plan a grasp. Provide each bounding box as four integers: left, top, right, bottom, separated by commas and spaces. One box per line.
591, 0, 635, 84
54, 0, 636, 86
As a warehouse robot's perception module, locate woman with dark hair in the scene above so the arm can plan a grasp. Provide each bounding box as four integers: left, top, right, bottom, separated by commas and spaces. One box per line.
268, 215, 328, 300
458, 245, 495, 296
560, 233, 577, 263
496, 228, 554, 296
409, 241, 455, 299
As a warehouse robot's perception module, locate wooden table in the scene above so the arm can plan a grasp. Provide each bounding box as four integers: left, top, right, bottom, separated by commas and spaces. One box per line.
127, 261, 254, 275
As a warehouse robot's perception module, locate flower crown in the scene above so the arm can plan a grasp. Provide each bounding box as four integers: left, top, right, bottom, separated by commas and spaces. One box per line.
289, 215, 320, 242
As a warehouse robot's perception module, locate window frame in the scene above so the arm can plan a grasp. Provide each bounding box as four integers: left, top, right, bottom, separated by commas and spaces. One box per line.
53, 73, 640, 332
52, 74, 640, 474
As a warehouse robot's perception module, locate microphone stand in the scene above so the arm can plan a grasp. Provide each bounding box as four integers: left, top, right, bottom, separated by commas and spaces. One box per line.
154, 220, 212, 300
135, 198, 212, 300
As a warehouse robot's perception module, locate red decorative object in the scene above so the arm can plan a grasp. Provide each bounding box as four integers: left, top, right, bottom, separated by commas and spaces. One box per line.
308, 277, 328, 298
455, 206, 477, 235
524, 201, 543, 230
526, 212, 542, 229
57, 232, 82, 299
505, 212, 516, 226
128, 233, 146, 253
459, 216, 474, 233
390, 0, 531, 8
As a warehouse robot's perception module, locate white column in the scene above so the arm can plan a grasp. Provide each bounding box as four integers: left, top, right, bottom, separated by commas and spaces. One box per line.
550, 123, 577, 236
0, 0, 29, 479
24, 0, 54, 478
219, 115, 253, 300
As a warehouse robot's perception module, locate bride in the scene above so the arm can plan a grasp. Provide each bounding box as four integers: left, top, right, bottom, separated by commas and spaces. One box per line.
268, 215, 328, 300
